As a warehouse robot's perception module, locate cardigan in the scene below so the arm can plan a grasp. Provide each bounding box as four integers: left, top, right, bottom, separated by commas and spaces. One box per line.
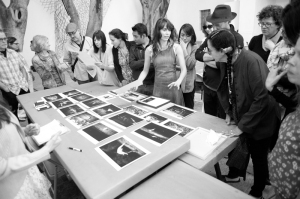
217, 49, 280, 140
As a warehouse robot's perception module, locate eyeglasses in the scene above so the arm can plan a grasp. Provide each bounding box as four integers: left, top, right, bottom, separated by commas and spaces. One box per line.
203, 25, 213, 29
0, 37, 7, 42
67, 30, 77, 37
258, 22, 275, 28
180, 33, 191, 38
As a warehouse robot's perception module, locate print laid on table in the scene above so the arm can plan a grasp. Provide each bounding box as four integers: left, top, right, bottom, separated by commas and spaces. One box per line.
95, 136, 150, 171
42, 93, 64, 102
131, 122, 179, 146
61, 89, 82, 97
66, 111, 101, 129
161, 104, 196, 119
137, 96, 170, 109
143, 112, 168, 123
57, 104, 86, 117
161, 120, 196, 137
91, 104, 122, 118
80, 98, 107, 109
78, 121, 122, 144
98, 93, 116, 101
119, 91, 146, 102
69, 93, 94, 102
123, 105, 149, 116
49, 98, 74, 109
106, 112, 144, 129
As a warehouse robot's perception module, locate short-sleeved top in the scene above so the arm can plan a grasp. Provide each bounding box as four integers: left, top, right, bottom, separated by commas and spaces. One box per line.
269, 107, 300, 199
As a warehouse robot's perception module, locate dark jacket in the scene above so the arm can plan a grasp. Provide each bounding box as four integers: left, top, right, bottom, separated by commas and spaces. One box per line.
112, 41, 135, 82
129, 41, 154, 85
195, 29, 244, 91
217, 49, 280, 140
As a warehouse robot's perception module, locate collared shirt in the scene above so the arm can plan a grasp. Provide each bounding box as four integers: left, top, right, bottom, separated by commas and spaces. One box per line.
0, 49, 28, 94
63, 36, 93, 81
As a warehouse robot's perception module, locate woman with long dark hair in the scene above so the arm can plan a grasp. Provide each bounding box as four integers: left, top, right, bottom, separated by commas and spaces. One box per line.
137, 18, 187, 105
109, 29, 134, 86
207, 29, 280, 198
178, 24, 198, 109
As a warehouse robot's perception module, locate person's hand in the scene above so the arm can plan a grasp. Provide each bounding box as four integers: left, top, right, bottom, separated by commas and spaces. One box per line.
225, 114, 236, 125
168, 80, 181, 90
3, 86, 10, 92
58, 63, 70, 71
265, 40, 276, 51
95, 62, 104, 69
179, 39, 187, 49
265, 67, 287, 91
231, 127, 243, 136
24, 123, 40, 136
45, 133, 62, 152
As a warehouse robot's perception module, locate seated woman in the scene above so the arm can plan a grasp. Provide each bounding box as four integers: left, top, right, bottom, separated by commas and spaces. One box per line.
178, 23, 198, 109
109, 29, 134, 86
88, 30, 119, 86
0, 100, 61, 199
32, 35, 75, 90
137, 18, 187, 106
207, 29, 280, 198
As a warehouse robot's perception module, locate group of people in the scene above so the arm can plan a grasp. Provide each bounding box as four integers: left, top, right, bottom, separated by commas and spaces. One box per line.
0, 0, 300, 198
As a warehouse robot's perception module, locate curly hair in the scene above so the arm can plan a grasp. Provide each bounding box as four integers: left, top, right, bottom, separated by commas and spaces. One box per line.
257, 5, 283, 27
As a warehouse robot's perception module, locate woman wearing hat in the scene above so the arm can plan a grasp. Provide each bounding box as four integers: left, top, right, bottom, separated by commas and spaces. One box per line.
195, 4, 243, 118
248, 5, 283, 63
207, 29, 280, 199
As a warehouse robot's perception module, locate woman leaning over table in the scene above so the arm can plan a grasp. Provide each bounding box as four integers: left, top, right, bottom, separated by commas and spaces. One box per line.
207, 29, 280, 198
109, 29, 134, 86
0, 99, 61, 199
89, 30, 119, 86
268, 1, 300, 198
248, 5, 283, 63
178, 24, 198, 109
137, 18, 187, 106
32, 35, 75, 90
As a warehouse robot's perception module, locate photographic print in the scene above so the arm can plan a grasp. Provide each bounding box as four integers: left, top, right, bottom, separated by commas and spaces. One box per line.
80, 98, 107, 109
107, 112, 144, 129
66, 111, 101, 129
123, 105, 148, 116
132, 122, 179, 146
69, 93, 94, 102
119, 92, 146, 102
138, 96, 170, 108
57, 104, 86, 117
162, 120, 195, 137
98, 93, 116, 101
95, 136, 150, 171
78, 121, 122, 144
61, 89, 82, 97
143, 113, 168, 123
49, 98, 73, 109
161, 104, 196, 119
42, 93, 63, 102
91, 104, 122, 118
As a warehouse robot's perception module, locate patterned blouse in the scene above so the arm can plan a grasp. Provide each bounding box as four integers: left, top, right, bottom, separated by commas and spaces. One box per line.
118, 47, 133, 84
269, 106, 300, 199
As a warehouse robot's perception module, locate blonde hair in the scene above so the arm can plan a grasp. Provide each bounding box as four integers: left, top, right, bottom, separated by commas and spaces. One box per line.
32, 35, 48, 53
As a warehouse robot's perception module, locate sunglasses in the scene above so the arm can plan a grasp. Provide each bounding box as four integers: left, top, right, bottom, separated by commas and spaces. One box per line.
203, 25, 213, 30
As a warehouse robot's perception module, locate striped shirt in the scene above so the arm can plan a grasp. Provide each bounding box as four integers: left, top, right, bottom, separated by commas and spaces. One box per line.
0, 49, 28, 95
63, 36, 93, 81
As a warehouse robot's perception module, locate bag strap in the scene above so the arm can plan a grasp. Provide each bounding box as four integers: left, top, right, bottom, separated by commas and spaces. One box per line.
71, 36, 85, 72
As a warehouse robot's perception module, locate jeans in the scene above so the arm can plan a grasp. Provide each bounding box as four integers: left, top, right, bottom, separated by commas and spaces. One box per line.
203, 85, 225, 119
183, 84, 195, 109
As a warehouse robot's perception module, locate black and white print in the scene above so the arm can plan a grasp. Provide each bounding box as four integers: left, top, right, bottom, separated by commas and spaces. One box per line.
143, 113, 168, 123
57, 104, 86, 117
49, 98, 73, 109
161, 104, 196, 119
119, 92, 146, 102
66, 111, 101, 129
69, 93, 94, 102
132, 122, 179, 146
107, 112, 144, 129
78, 121, 122, 144
138, 96, 170, 108
91, 104, 122, 118
80, 98, 107, 109
95, 136, 150, 171
98, 93, 116, 101
62, 90, 82, 97
123, 105, 148, 116
162, 120, 195, 137
42, 93, 63, 102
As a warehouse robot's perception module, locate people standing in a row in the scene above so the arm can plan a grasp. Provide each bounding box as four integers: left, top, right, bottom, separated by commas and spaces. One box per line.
137, 18, 187, 105
129, 23, 155, 96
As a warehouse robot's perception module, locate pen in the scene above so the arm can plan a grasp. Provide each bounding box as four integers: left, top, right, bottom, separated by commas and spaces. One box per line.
69, 147, 82, 152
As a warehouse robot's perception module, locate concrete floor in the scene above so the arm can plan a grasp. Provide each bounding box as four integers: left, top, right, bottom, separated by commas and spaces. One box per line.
19, 72, 276, 199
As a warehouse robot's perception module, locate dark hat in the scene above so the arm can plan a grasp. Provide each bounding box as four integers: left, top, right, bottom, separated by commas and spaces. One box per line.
65, 23, 77, 33
206, 5, 237, 24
